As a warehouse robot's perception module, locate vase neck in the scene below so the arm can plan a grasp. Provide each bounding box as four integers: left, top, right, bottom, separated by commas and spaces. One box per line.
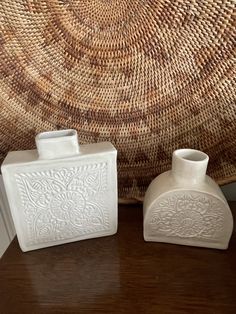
171, 149, 209, 184
36, 129, 79, 160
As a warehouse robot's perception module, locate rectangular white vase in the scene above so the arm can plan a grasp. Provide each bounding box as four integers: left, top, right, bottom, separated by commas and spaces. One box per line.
1, 129, 118, 252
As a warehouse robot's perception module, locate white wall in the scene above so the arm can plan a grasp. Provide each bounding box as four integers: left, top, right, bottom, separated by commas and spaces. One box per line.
0, 176, 15, 258
0, 211, 11, 258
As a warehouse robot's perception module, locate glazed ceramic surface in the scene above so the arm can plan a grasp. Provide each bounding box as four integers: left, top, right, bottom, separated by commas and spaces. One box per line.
1, 130, 118, 252
143, 149, 233, 249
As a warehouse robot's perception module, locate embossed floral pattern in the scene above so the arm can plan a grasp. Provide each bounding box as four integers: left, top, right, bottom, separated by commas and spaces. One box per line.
15, 163, 109, 245
149, 193, 224, 239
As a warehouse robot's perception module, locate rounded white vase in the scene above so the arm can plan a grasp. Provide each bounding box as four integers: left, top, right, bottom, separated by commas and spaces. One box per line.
143, 149, 233, 249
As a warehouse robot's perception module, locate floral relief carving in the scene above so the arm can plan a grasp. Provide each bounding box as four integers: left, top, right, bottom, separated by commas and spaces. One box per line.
15, 163, 109, 246
149, 193, 224, 239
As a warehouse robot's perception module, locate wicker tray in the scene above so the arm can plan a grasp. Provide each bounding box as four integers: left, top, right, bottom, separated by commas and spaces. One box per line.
0, 0, 235, 200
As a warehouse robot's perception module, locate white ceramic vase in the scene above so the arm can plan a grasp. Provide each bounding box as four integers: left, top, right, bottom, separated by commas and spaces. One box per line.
143, 149, 233, 249
2, 129, 118, 252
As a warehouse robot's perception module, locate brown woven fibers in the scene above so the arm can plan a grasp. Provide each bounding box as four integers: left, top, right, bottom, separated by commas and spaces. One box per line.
0, 0, 236, 200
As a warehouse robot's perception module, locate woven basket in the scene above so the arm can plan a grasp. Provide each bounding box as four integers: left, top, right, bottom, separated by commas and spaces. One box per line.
0, 0, 235, 201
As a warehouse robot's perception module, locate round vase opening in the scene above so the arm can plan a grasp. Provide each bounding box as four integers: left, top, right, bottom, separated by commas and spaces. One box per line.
174, 149, 209, 163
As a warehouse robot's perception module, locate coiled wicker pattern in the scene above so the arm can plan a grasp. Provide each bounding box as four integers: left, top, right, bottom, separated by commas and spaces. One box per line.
0, 0, 235, 200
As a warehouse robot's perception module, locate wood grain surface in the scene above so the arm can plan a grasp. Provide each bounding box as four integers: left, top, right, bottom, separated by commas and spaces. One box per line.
0, 203, 236, 314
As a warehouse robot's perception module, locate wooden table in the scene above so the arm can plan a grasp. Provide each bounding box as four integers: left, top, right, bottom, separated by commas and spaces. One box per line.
0, 203, 236, 313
